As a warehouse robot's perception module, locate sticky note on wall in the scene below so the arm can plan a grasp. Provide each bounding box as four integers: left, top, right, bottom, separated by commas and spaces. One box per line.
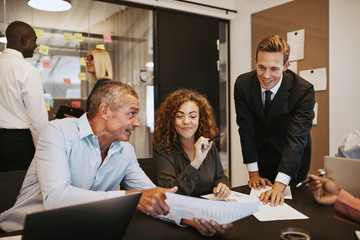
80, 57, 86, 66
103, 34, 112, 43
64, 33, 73, 42
78, 72, 86, 81
39, 44, 49, 55
34, 29, 44, 38
74, 33, 83, 42
96, 44, 105, 50
42, 59, 51, 68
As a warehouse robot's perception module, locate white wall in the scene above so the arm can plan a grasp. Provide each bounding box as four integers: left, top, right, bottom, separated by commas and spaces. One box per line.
329, 0, 360, 156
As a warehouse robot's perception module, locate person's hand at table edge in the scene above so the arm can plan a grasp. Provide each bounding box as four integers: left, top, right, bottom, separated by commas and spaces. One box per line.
181, 218, 233, 237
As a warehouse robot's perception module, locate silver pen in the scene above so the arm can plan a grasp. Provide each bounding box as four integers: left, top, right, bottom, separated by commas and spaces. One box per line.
296, 169, 326, 187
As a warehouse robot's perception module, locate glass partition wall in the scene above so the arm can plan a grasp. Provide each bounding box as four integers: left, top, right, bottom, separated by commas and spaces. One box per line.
0, 0, 229, 176
0, 0, 154, 158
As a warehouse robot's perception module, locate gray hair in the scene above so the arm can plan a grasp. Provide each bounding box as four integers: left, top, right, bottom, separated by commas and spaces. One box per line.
87, 81, 138, 119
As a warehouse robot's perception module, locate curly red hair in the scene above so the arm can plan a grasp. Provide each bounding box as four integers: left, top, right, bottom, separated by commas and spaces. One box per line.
153, 89, 219, 153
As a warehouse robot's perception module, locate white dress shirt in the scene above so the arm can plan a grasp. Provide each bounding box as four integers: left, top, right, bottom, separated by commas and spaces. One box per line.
247, 76, 292, 185
0, 114, 155, 232
0, 48, 48, 145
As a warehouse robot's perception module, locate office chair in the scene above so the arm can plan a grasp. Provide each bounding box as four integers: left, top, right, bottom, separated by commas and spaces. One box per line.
0, 170, 27, 213
137, 158, 157, 185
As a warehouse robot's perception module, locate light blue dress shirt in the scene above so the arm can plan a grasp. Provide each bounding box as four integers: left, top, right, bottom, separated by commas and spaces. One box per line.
0, 114, 155, 232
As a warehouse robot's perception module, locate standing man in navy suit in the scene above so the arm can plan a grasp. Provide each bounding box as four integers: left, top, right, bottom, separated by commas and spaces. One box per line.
234, 35, 315, 206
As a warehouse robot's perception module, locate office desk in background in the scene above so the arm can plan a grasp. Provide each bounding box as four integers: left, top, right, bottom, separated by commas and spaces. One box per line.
124, 185, 360, 240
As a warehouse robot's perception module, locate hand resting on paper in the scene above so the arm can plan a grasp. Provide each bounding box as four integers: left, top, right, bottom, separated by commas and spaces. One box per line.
181, 218, 233, 237
259, 182, 286, 206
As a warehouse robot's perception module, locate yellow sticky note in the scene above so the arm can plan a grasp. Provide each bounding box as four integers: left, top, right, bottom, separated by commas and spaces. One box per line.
34, 29, 44, 38
64, 33, 73, 42
46, 102, 51, 111
80, 57, 86, 66
74, 33, 83, 42
39, 44, 49, 55
96, 44, 105, 50
78, 72, 87, 81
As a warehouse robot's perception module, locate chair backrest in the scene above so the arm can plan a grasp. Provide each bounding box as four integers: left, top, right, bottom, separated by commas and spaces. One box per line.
0, 170, 27, 213
138, 158, 157, 185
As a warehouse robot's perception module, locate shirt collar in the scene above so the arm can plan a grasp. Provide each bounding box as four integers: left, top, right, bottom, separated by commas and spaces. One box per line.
78, 113, 94, 139
173, 141, 186, 155
3, 48, 24, 59
78, 113, 122, 151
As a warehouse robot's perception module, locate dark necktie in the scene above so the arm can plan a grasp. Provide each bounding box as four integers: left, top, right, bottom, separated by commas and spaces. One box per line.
264, 90, 272, 116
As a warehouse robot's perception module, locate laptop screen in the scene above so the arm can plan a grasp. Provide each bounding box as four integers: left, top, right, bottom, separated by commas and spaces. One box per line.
324, 156, 360, 197
22, 192, 141, 240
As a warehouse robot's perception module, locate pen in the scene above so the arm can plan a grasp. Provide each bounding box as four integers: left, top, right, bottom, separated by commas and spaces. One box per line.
256, 180, 268, 187
209, 132, 224, 142
296, 169, 326, 188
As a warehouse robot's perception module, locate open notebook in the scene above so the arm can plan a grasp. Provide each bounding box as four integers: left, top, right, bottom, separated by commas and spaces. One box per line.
21, 193, 141, 240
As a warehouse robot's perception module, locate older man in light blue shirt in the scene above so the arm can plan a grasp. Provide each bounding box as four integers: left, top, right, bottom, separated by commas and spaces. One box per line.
0, 81, 176, 232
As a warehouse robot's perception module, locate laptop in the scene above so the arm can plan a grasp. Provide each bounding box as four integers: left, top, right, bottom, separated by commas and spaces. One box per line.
324, 155, 360, 197
55, 105, 84, 119
22, 192, 141, 240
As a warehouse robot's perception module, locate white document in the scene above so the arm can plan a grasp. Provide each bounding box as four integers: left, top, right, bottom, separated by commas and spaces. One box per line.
299, 67, 327, 91
313, 102, 318, 125
253, 202, 308, 221
287, 29, 305, 61
248, 186, 308, 221
202, 191, 259, 203
250, 186, 293, 199
0, 236, 21, 240
166, 192, 260, 224
355, 230, 360, 240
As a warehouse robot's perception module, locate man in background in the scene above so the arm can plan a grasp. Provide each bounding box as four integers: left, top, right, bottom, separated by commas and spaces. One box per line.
0, 21, 48, 171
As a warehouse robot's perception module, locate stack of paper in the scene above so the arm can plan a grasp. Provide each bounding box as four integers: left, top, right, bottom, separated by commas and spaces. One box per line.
165, 192, 260, 224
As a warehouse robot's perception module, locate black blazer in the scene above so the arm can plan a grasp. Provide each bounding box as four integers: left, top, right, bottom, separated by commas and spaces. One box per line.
234, 70, 315, 182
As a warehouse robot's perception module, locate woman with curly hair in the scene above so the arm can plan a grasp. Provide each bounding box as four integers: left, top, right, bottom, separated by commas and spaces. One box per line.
153, 89, 230, 198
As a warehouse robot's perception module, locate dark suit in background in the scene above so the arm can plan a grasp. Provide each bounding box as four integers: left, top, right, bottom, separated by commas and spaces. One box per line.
234, 69, 315, 183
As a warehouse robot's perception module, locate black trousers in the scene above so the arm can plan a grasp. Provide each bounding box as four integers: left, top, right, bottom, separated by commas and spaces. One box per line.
0, 129, 35, 172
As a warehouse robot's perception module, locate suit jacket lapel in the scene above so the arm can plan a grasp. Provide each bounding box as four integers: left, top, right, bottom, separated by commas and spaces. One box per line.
250, 77, 265, 120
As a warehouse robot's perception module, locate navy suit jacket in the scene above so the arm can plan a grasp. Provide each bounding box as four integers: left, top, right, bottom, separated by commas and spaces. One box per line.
234, 70, 315, 182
